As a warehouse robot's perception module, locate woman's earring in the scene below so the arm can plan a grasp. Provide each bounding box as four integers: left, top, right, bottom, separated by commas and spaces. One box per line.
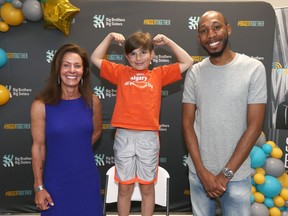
57, 76, 61, 85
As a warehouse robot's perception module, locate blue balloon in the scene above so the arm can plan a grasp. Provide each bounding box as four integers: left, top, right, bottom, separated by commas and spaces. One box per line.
250, 194, 255, 204
0, 48, 8, 68
251, 177, 257, 186
257, 175, 282, 198
264, 197, 274, 208
250, 146, 266, 168
262, 143, 273, 154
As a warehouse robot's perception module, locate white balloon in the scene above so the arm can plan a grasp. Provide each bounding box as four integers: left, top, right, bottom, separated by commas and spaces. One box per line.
254, 131, 266, 147
263, 157, 285, 177
251, 202, 269, 216
22, 0, 43, 22
12, 0, 23, 9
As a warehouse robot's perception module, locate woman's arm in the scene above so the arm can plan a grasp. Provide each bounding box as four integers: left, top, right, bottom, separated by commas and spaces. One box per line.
92, 94, 102, 144
31, 99, 54, 210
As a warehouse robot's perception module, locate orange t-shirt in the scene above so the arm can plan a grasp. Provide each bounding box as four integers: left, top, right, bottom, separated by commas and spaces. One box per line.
100, 59, 181, 130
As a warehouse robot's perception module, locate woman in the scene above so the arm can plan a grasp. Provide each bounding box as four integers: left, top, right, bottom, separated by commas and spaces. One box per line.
31, 43, 103, 215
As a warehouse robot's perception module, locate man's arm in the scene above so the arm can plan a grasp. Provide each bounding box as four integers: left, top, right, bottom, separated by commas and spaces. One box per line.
222, 103, 266, 175
182, 103, 204, 174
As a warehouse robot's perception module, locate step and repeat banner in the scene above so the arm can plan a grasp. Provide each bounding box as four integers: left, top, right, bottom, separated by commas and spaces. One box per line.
269, 7, 288, 167
0, 0, 276, 213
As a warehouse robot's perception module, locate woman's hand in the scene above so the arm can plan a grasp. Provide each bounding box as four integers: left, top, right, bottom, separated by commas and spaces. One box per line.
35, 189, 54, 210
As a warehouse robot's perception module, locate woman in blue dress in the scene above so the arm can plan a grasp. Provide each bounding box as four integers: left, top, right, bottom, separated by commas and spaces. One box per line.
31, 43, 103, 216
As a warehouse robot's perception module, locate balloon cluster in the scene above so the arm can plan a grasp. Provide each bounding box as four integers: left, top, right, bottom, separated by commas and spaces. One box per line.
0, 47, 10, 105
0, 0, 42, 32
250, 132, 288, 216
0, 0, 80, 36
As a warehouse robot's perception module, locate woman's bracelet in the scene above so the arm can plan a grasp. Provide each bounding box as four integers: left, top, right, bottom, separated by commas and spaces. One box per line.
34, 185, 45, 193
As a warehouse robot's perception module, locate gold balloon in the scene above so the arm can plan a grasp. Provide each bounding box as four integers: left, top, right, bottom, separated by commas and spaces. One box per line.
0, 3, 24, 26
0, 85, 10, 106
0, 21, 9, 32
41, 0, 80, 36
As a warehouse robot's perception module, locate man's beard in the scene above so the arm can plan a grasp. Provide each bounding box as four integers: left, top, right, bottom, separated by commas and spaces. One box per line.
203, 37, 229, 58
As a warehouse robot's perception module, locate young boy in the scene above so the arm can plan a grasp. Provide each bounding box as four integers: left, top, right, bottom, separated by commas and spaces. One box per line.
91, 31, 193, 216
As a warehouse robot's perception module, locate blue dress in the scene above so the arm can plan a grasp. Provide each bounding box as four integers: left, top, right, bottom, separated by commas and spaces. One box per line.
42, 97, 103, 216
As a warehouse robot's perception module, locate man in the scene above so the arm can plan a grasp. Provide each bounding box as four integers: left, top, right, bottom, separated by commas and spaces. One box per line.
182, 11, 267, 216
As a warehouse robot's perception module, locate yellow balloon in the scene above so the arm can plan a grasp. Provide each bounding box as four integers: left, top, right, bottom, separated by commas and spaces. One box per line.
0, 3, 24, 26
0, 21, 9, 32
271, 147, 283, 159
269, 207, 281, 216
0, 85, 10, 105
251, 185, 256, 194
273, 195, 285, 207
280, 188, 288, 200
41, 0, 80, 36
254, 173, 265, 184
255, 167, 266, 175
254, 192, 265, 203
266, 140, 276, 148
278, 173, 288, 188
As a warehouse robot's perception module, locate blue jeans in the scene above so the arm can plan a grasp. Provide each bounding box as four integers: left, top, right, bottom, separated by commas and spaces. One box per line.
189, 170, 251, 216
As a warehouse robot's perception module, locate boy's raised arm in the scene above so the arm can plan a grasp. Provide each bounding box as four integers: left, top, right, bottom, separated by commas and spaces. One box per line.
91, 32, 125, 69
153, 34, 193, 73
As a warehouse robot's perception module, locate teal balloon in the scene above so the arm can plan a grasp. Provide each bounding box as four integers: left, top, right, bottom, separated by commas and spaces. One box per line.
264, 197, 274, 208
250, 194, 255, 204
250, 146, 266, 168
257, 175, 282, 198
0, 48, 8, 68
251, 177, 256, 186
262, 143, 273, 154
